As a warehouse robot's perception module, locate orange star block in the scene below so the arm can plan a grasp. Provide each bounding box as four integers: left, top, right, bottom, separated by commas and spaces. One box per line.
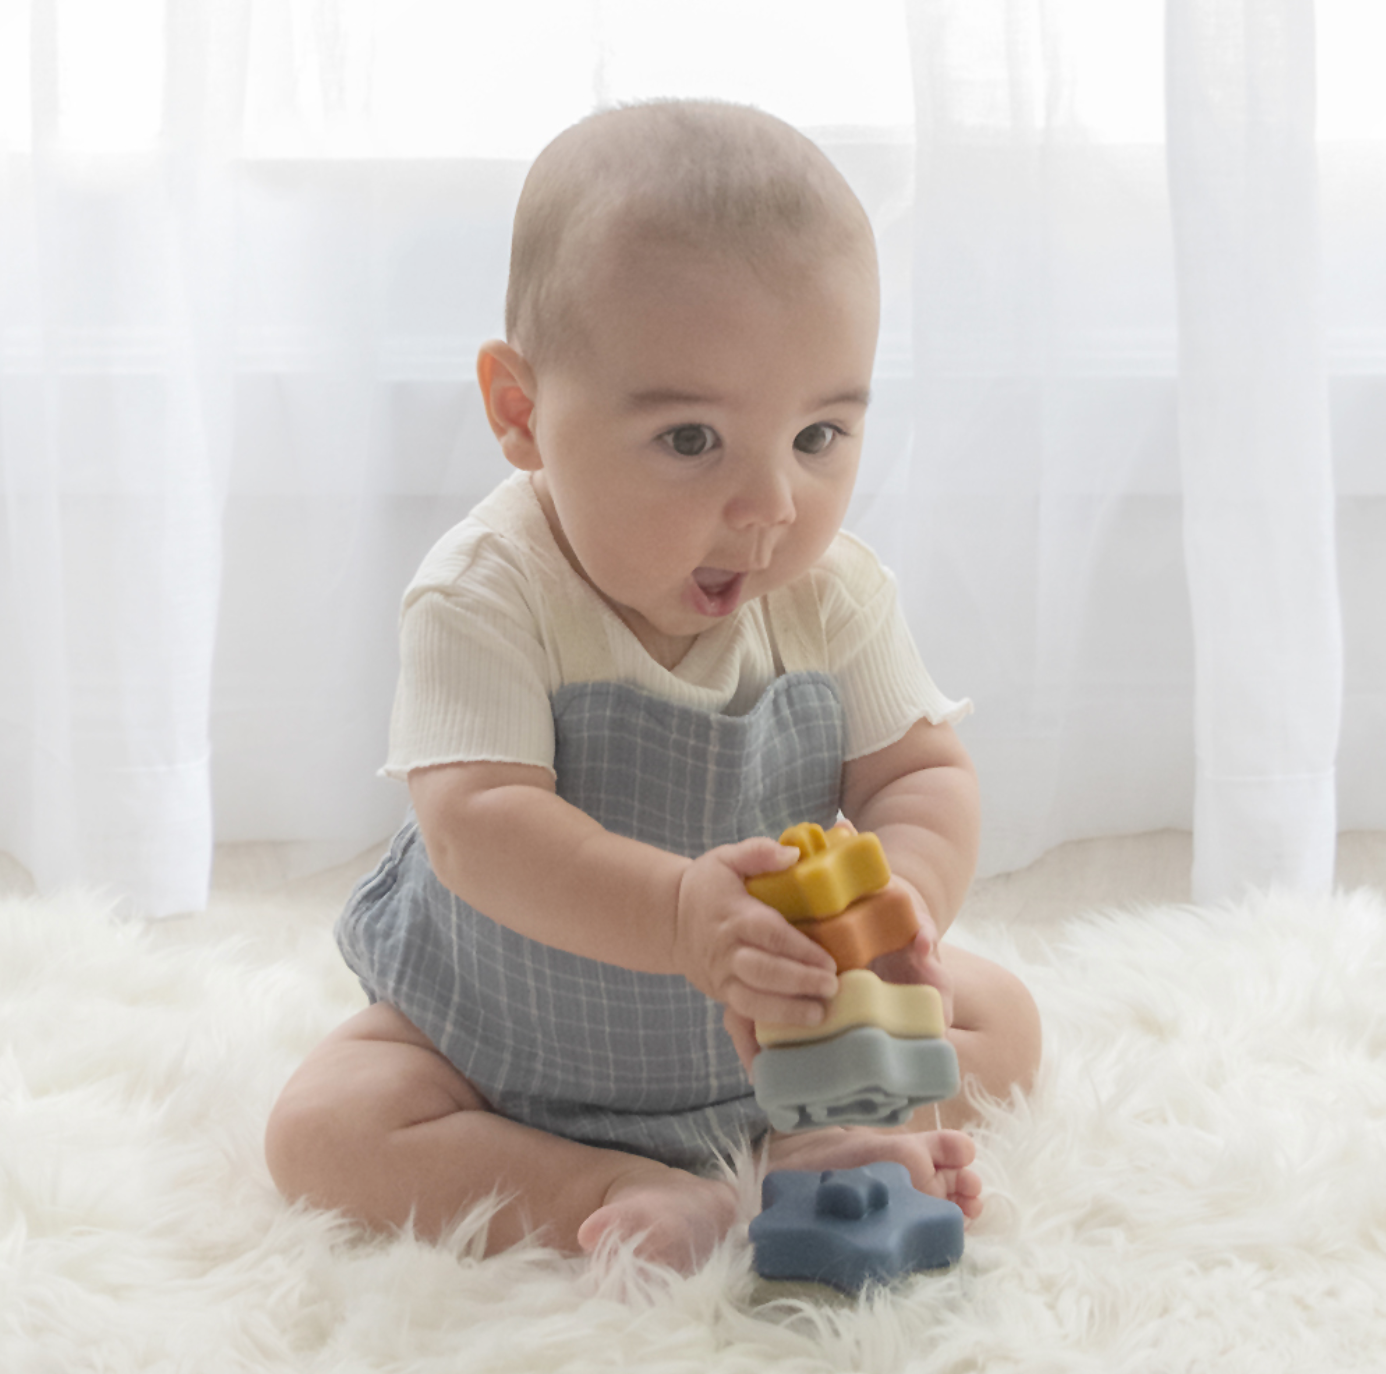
797, 886, 922, 971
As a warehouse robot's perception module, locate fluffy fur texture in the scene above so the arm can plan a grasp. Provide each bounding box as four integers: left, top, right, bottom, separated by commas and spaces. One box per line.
4, 883, 1385, 1373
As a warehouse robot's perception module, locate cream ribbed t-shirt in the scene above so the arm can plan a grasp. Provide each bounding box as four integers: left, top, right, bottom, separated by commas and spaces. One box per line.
383, 472, 970, 780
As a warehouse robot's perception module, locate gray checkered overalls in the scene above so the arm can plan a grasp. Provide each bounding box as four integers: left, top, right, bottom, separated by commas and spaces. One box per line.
336, 672, 845, 1170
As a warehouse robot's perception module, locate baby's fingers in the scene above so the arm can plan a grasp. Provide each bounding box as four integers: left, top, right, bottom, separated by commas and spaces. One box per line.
729, 941, 836, 1003
721, 980, 830, 1032
747, 898, 839, 971
721, 835, 802, 881
722, 1008, 761, 1076
721, 928, 837, 1029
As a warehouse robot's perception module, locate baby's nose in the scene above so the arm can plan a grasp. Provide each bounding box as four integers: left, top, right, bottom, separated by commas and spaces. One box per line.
728, 459, 796, 529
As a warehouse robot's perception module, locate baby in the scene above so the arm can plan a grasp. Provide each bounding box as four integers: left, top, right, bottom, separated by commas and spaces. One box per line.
265, 99, 1041, 1270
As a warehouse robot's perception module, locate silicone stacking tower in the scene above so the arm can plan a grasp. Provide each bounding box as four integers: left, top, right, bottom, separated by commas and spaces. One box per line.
746, 827, 966, 1290
746, 824, 960, 1131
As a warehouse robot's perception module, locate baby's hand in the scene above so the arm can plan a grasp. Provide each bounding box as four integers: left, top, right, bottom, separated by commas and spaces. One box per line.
868, 879, 954, 1028
722, 1007, 761, 1076
673, 837, 839, 1031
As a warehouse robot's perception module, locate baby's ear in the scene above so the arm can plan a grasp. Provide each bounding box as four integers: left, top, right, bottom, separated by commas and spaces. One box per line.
477, 341, 542, 471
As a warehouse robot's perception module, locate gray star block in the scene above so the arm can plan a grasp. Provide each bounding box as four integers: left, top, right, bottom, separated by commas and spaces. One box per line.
753, 1025, 960, 1132
749, 1162, 964, 1291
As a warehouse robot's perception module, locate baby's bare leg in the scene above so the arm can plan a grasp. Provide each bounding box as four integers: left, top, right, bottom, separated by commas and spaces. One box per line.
264, 1004, 737, 1269
932, 943, 1040, 1130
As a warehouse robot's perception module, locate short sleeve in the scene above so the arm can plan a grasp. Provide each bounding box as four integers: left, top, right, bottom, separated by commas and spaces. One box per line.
792, 532, 972, 759
383, 539, 557, 780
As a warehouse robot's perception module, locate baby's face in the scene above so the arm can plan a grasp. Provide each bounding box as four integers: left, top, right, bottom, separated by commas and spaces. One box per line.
526, 238, 878, 667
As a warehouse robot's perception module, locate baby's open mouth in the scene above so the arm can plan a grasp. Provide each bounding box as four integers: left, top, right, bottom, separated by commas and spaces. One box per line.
690, 567, 745, 617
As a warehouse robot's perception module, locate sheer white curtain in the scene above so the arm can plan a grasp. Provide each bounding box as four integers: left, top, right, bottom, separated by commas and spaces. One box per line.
1, 0, 1381, 916
896, 0, 1380, 895
1, 0, 439, 915
1167, 0, 1341, 897
1, 0, 242, 914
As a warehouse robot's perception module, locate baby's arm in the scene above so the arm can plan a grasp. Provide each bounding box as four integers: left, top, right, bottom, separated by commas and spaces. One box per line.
841, 717, 978, 938
838, 718, 1042, 1120
408, 762, 839, 1031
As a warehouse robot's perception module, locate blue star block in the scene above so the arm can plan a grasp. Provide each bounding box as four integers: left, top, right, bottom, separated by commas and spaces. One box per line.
749, 1163, 964, 1292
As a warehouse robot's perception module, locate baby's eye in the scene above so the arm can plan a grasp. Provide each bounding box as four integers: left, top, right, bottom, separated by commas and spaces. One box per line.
794, 423, 841, 455
660, 424, 720, 458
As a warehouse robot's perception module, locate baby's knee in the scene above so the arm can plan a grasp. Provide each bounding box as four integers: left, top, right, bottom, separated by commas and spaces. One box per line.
984, 962, 1042, 1091
264, 1077, 352, 1207
947, 949, 1042, 1094
264, 1008, 485, 1210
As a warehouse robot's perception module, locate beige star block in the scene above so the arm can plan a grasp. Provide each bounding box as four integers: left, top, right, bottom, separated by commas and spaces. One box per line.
755, 970, 947, 1048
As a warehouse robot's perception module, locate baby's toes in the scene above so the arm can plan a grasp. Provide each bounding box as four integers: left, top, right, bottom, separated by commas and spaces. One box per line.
924, 1127, 976, 1173
936, 1163, 984, 1220
898, 1130, 981, 1213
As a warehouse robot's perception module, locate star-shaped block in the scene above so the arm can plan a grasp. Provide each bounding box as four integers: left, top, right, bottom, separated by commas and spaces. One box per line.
753, 1024, 960, 1131
749, 1162, 964, 1291
745, 824, 891, 922
755, 970, 946, 1047
797, 886, 922, 971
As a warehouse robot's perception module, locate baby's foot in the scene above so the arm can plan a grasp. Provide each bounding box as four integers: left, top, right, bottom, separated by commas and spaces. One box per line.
576, 1161, 739, 1271
767, 1125, 983, 1221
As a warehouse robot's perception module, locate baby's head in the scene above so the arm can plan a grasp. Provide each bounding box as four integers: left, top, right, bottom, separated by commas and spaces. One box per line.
505, 99, 878, 371
480, 101, 880, 669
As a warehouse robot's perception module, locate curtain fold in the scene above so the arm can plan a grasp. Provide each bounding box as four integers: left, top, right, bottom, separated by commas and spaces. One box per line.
1166, 0, 1342, 899
902, 0, 1356, 894
903, 0, 1196, 876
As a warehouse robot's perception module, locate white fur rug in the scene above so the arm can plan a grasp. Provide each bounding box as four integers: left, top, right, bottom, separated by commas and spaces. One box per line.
4, 882, 1386, 1373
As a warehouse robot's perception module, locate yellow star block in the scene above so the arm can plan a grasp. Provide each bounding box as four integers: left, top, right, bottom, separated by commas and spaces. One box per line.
746, 824, 891, 922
